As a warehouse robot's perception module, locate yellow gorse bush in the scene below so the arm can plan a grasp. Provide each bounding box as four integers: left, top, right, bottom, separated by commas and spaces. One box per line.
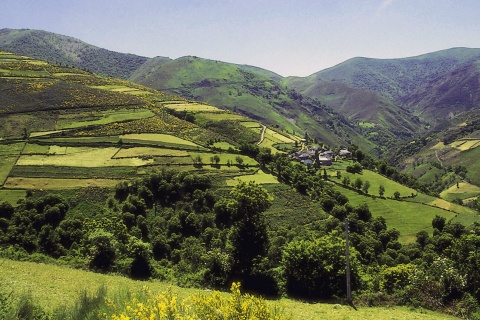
108, 283, 290, 320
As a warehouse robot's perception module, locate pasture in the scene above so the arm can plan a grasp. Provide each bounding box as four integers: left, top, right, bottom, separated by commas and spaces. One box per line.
0, 189, 26, 205
16, 147, 154, 167
188, 151, 258, 166
165, 103, 221, 112
0, 156, 18, 186
331, 168, 417, 198
114, 147, 190, 158
226, 170, 278, 186
440, 181, 480, 201
333, 186, 456, 243
3, 177, 122, 190
194, 112, 247, 123
55, 108, 155, 129
120, 133, 202, 149
450, 139, 480, 151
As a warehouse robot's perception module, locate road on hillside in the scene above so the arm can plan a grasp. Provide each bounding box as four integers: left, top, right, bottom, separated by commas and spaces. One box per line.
257, 125, 266, 145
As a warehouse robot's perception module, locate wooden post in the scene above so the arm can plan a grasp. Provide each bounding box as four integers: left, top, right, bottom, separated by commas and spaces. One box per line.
345, 218, 352, 303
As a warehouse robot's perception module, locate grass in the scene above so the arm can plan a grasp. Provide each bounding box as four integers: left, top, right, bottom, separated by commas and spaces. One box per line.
194, 112, 247, 123
0, 258, 456, 320
188, 152, 258, 166
449, 139, 480, 151
264, 128, 295, 143
120, 133, 200, 147
0, 142, 24, 155
0, 156, 18, 186
113, 147, 190, 158
165, 103, 221, 112
9, 165, 139, 179
240, 121, 262, 128
56, 108, 155, 129
358, 122, 376, 128
226, 170, 279, 186
332, 185, 456, 243
440, 181, 480, 201
331, 168, 417, 198
0, 189, 26, 206
212, 141, 237, 150
3, 177, 123, 190
22, 143, 50, 154
16, 147, 154, 167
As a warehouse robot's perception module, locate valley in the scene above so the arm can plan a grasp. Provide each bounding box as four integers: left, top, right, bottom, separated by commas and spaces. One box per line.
1, 30, 480, 319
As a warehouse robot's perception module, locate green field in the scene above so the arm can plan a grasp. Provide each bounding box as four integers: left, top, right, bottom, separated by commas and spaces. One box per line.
0, 189, 26, 205
188, 151, 258, 166
0, 258, 456, 320
226, 170, 279, 186
165, 103, 221, 112
114, 146, 190, 158
212, 141, 237, 150
331, 168, 417, 198
333, 186, 456, 243
9, 165, 139, 179
0, 156, 18, 186
0, 142, 24, 155
16, 147, 154, 167
3, 177, 123, 190
22, 143, 50, 154
120, 133, 203, 149
55, 108, 155, 129
440, 181, 480, 201
194, 112, 247, 123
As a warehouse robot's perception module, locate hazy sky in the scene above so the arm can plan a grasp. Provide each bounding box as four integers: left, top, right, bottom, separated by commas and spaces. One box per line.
1, 0, 480, 76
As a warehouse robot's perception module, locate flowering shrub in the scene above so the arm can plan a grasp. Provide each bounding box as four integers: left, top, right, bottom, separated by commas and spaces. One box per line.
107, 282, 290, 320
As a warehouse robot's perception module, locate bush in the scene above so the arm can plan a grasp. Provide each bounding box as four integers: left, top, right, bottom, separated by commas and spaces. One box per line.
107, 282, 290, 319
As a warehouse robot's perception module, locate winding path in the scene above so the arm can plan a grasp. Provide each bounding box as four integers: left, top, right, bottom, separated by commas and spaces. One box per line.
435, 150, 444, 168
257, 125, 266, 145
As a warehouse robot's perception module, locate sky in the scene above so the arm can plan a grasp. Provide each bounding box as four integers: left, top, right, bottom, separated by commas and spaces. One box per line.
1, 0, 480, 77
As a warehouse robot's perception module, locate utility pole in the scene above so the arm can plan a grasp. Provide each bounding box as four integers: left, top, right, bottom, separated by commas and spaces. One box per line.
345, 218, 352, 304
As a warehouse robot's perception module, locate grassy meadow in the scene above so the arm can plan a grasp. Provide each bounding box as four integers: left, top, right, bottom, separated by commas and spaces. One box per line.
0, 258, 457, 320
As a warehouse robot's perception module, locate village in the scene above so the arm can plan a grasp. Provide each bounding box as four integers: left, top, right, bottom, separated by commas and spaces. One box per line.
290, 145, 352, 167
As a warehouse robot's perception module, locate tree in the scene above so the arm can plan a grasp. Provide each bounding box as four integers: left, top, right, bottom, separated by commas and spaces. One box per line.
354, 177, 363, 190
362, 180, 371, 194
432, 215, 446, 232
235, 156, 244, 167
215, 182, 272, 281
342, 176, 350, 187
283, 234, 358, 299
346, 163, 362, 174
85, 228, 117, 271
379, 185, 385, 197
393, 191, 401, 199
213, 154, 220, 165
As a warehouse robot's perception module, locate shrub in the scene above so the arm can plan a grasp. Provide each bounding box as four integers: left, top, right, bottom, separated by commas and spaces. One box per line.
108, 282, 290, 319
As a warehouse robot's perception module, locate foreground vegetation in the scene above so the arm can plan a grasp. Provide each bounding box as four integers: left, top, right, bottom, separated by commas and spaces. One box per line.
0, 259, 457, 320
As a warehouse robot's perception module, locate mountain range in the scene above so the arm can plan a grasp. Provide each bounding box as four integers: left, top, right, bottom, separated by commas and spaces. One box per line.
2, 28, 480, 159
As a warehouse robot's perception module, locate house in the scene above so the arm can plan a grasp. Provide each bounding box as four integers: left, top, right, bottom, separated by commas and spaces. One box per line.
339, 149, 352, 158
320, 150, 334, 159
302, 159, 313, 166
318, 156, 332, 166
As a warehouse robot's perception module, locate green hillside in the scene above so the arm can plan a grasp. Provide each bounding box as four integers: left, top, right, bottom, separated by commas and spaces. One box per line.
400, 61, 480, 124
0, 28, 152, 79
130, 55, 380, 153
2, 39, 480, 318
301, 47, 480, 101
